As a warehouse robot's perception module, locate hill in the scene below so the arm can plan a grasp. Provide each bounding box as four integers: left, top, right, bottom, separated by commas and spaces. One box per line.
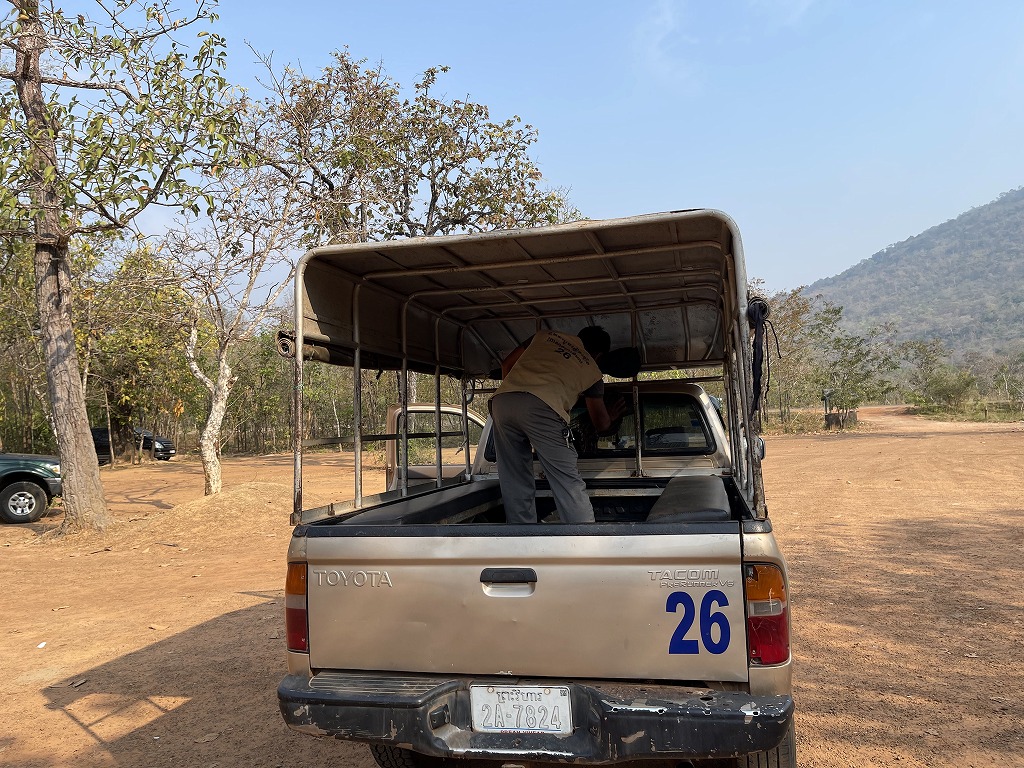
808, 187, 1024, 358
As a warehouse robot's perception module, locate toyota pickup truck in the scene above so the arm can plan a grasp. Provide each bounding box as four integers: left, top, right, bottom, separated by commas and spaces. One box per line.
276, 210, 794, 767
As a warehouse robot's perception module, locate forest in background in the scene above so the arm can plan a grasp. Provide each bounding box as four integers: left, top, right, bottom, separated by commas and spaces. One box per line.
4, 174, 1024, 458
4, 248, 1023, 461
4, 166, 1023, 460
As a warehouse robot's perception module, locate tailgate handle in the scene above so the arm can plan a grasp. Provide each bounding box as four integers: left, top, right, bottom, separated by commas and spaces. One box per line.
480, 568, 537, 584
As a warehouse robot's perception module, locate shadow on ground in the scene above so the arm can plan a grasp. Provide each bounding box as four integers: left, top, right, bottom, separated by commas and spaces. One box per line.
32, 592, 373, 768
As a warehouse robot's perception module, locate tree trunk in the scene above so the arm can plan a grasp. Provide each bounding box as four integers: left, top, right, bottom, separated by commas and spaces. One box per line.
198, 357, 234, 495
199, 422, 223, 496
331, 394, 343, 453
15, 5, 108, 532
104, 389, 116, 468
36, 242, 110, 532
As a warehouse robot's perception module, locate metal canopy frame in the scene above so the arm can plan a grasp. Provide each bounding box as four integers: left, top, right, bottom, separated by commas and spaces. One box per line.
289, 209, 757, 520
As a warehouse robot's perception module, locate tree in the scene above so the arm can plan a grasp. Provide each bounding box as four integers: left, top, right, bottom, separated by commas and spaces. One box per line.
809, 303, 899, 426
995, 355, 1024, 413
255, 50, 579, 246
901, 339, 977, 410
0, 232, 52, 452
378, 65, 578, 238
164, 157, 301, 495
76, 241, 195, 462
0, 0, 237, 531
761, 287, 819, 424
219, 323, 295, 455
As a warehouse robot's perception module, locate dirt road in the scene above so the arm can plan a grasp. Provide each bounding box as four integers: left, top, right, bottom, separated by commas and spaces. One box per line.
2, 407, 1022, 767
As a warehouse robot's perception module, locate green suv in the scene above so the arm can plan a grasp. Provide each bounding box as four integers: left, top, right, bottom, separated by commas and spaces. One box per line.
0, 453, 63, 524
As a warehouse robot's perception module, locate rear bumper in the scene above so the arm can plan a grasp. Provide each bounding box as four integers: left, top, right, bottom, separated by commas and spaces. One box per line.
278, 671, 793, 763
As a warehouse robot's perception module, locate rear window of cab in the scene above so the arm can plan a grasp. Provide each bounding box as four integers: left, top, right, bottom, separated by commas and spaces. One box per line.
569, 393, 714, 458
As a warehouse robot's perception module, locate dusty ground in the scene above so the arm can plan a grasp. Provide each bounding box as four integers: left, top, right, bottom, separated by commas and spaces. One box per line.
2, 407, 1022, 767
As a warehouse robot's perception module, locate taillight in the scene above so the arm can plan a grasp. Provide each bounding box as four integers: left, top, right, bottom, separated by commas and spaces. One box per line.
285, 563, 308, 653
745, 563, 790, 665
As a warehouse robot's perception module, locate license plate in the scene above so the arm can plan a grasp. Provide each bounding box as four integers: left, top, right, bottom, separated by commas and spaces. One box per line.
470, 685, 572, 735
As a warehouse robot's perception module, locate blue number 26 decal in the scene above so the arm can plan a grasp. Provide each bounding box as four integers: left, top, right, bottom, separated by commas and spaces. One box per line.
666, 590, 731, 655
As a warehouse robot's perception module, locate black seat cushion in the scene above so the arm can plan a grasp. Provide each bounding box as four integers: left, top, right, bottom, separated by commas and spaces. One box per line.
646, 476, 731, 523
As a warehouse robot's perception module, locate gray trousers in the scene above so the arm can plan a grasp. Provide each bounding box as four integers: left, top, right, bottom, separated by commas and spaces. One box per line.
489, 392, 595, 524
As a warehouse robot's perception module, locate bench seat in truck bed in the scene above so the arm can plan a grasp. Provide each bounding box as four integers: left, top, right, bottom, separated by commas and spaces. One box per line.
645, 475, 731, 523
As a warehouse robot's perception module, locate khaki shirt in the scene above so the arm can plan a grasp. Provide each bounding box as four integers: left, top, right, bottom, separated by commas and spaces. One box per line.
495, 331, 603, 422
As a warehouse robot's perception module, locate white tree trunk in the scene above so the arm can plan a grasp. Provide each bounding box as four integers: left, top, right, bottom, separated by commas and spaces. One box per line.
331, 394, 343, 453
185, 324, 236, 496
197, 356, 235, 495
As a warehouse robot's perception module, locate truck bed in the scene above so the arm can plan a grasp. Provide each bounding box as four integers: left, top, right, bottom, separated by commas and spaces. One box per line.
309, 475, 742, 527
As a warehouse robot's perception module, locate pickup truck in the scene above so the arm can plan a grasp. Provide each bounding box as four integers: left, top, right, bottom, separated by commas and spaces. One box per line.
276, 210, 794, 767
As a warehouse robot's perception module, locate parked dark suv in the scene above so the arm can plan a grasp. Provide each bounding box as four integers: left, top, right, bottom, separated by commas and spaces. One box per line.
0, 452, 63, 524
134, 429, 176, 460
91, 427, 176, 462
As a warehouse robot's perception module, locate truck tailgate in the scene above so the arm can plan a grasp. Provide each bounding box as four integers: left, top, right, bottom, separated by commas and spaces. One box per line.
303, 526, 747, 682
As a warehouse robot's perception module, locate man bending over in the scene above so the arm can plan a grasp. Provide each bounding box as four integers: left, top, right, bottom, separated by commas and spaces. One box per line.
490, 326, 622, 524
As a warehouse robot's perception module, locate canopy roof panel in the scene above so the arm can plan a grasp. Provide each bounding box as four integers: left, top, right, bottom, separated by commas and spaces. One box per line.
295, 209, 747, 378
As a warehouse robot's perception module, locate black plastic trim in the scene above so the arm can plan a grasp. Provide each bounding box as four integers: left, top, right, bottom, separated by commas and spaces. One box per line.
480, 568, 538, 583
742, 519, 773, 533
279, 672, 794, 762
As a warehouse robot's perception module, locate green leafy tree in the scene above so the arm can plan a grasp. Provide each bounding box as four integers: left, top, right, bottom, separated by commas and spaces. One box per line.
219, 325, 295, 455
255, 50, 579, 247
901, 339, 977, 410
809, 303, 899, 426
0, 0, 237, 531
761, 287, 820, 424
77, 242, 195, 462
0, 233, 52, 452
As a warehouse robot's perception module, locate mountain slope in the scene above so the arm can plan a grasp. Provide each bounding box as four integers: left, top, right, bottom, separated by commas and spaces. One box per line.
808, 187, 1024, 357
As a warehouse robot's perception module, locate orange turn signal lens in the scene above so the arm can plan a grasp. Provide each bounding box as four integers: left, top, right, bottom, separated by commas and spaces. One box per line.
745, 563, 787, 602
286, 562, 307, 596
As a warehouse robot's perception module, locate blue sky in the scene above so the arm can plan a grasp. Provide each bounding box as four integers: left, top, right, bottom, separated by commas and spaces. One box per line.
215, 0, 1024, 293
